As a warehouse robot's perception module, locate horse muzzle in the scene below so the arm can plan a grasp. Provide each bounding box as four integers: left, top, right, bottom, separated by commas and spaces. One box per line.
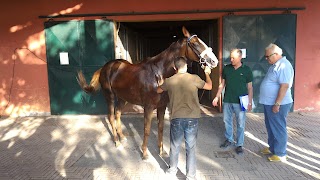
199, 47, 218, 69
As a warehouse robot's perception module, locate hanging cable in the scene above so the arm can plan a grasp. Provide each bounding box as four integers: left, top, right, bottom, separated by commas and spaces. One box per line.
0, 48, 47, 117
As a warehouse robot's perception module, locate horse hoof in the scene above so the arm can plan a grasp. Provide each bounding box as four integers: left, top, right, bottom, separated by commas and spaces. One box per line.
142, 155, 149, 160
115, 141, 121, 147
120, 137, 127, 142
159, 149, 163, 156
160, 151, 169, 158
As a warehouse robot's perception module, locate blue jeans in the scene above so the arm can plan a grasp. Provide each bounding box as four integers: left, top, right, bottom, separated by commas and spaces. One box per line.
223, 103, 246, 146
263, 103, 292, 156
168, 118, 198, 179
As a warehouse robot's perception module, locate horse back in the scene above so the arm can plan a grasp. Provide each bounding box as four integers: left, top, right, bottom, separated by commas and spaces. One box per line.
100, 59, 162, 107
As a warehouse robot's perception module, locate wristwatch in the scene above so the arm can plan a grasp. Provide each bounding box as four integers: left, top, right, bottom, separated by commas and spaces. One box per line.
274, 102, 280, 106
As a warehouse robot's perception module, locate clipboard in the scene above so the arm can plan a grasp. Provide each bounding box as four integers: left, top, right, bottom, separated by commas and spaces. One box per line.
239, 94, 255, 111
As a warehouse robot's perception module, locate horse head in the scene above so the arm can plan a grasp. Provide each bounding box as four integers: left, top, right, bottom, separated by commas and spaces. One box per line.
182, 26, 219, 69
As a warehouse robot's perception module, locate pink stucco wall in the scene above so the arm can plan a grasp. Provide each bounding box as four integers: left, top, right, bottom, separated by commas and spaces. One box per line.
0, 0, 319, 116
295, 1, 320, 111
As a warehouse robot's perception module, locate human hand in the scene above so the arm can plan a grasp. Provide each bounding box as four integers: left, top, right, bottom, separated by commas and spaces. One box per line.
157, 75, 164, 86
212, 97, 219, 106
204, 66, 211, 75
272, 105, 280, 113
247, 104, 252, 112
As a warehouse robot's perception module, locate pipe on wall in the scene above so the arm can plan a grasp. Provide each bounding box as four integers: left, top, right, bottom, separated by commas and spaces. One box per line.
39, 7, 306, 19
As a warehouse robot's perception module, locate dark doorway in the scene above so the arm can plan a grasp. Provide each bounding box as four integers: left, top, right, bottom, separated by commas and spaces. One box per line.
118, 20, 219, 108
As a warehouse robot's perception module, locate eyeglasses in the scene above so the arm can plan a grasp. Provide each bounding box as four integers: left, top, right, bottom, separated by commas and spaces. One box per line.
265, 53, 276, 59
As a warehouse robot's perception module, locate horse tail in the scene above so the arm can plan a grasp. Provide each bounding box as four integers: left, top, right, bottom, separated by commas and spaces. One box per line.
77, 69, 102, 93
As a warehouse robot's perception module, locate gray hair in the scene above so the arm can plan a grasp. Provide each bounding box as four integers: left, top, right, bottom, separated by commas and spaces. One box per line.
230, 48, 242, 57
265, 43, 283, 56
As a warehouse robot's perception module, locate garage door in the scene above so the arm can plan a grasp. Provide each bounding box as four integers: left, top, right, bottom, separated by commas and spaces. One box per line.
45, 20, 115, 115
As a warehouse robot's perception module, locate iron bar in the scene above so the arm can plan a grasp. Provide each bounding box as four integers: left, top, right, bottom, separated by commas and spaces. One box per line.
39, 7, 305, 19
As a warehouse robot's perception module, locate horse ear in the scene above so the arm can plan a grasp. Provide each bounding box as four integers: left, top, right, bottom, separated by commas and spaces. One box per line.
182, 26, 190, 38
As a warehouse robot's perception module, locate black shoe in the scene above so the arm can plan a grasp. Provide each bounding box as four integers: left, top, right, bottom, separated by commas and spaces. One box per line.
236, 146, 243, 155
220, 140, 232, 149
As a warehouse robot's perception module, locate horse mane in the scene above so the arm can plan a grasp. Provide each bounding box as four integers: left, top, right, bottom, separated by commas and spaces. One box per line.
139, 39, 185, 80
140, 38, 185, 63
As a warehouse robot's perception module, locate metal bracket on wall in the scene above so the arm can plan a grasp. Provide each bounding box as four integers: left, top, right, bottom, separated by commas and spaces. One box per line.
101, 16, 110, 20
283, 9, 292, 14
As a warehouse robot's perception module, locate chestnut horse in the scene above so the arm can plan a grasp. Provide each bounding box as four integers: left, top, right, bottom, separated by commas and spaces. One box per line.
77, 26, 218, 159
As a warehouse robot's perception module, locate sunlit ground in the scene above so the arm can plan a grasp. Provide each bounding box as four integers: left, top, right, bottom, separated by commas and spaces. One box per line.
246, 113, 320, 179
0, 111, 319, 179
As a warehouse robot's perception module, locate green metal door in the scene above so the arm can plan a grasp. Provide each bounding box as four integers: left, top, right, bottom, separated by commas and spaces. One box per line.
223, 14, 296, 112
45, 20, 115, 115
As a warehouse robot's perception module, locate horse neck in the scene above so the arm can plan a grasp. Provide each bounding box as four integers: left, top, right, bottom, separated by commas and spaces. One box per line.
146, 39, 187, 78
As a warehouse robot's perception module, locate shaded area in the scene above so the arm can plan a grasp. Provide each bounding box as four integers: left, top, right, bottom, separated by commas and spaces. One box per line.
0, 111, 319, 179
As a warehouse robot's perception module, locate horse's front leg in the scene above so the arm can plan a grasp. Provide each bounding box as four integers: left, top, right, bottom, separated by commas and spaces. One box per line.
141, 106, 154, 160
157, 105, 166, 157
115, 99, 127, 142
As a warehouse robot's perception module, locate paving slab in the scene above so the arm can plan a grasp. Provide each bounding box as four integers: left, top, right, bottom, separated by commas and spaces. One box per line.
0, 111, 319, 180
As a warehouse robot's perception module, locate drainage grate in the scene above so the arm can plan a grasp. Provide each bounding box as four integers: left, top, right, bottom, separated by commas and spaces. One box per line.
288, 126, 311, 138
214, 151, 235, 158
288, 129, 310, 138
124, 132, 136, 137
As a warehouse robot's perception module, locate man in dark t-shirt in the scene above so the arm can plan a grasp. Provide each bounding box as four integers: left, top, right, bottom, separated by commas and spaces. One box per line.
212, 49, 253, 155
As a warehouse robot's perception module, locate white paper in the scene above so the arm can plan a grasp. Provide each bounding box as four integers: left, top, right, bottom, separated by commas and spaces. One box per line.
240, 49, 246, 58
239, 95, 255, 110
59, 52, 69, 65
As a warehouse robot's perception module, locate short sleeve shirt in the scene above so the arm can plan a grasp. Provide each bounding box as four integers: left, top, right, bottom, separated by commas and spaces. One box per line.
160, 73, 205, 119
259, 56, 294, 105
222, 64, 253, 103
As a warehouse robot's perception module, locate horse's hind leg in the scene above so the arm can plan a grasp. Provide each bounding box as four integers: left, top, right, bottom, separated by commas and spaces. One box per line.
157, 106, 166, 157
104, 90, 121, 147
115, 98, 127, 142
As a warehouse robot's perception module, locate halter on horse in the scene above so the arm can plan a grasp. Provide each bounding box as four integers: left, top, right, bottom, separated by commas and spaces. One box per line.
186, 34, 217, 69
77, 26, 218, 159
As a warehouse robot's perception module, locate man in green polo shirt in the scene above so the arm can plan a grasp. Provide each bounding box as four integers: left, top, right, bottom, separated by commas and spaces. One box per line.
212, 49, 253, 155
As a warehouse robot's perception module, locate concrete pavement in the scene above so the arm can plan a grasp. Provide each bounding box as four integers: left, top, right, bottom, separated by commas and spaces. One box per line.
0, 109, 319, 180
